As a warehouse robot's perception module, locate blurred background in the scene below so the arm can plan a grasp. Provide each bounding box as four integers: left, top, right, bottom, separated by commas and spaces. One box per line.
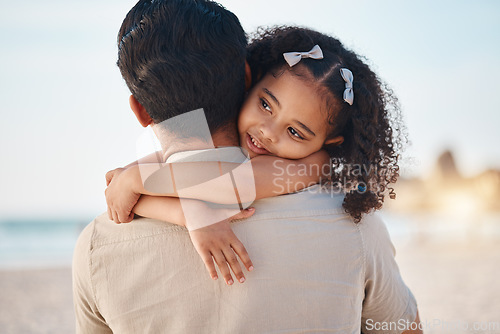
0, 0, 499, 333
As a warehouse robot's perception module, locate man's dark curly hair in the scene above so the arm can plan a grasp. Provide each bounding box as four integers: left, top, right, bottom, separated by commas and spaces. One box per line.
247, 26, 407, 222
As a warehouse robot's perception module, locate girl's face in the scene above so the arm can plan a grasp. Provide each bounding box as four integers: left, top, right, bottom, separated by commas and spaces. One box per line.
238, 70, 342, 159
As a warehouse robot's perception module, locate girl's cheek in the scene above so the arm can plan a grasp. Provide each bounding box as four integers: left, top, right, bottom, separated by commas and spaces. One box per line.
239, 108, 251, 125
249, 107, 260, 122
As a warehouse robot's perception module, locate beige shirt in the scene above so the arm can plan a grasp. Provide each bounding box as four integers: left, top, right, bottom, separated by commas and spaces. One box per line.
73, 184, 417, 334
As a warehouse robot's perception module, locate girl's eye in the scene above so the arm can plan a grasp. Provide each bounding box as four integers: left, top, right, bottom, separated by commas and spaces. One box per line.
288, 127, 304, 140
260, 98, 272, 112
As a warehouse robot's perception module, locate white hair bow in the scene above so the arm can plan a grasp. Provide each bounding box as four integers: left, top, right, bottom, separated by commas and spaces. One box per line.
340, 68, 354, 105
283, 45, 324, 67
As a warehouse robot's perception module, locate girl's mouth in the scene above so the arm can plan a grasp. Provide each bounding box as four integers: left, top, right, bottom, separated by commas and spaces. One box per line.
246, 133, 271, 155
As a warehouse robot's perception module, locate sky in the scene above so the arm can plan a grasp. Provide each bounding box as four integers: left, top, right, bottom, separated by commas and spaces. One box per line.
0, 0, 499, 219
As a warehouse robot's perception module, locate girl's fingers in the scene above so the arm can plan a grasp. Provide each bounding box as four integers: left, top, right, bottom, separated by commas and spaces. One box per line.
105, 170, 114, 186
117, 211, 125, 224
212, 251, 234, 285
230, 207, 255, 222
231, 242, 254, 272
112, 210, 120, 224
107, 206, 112, 221
222, 247, 245, 283
198, 251, 218, 280
118, 209, 132, 224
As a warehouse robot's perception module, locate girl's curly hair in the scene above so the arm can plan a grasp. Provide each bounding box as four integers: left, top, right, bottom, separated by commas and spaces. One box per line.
247, 26, 407, 222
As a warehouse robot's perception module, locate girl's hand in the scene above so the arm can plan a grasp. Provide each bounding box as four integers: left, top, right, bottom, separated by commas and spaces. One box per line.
188, 208, 255, 285
105, 168, 125, 186
105, 167, 141, 224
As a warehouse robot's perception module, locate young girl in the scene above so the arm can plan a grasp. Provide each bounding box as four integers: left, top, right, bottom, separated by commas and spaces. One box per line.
105, 26, 405, 285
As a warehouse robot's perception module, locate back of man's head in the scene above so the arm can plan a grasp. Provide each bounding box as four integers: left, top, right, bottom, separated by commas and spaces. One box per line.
117, 0, 247, 134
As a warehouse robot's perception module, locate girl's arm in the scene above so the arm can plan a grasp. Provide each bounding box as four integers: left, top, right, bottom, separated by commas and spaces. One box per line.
132, 195, 185, 226
110, 149, 330, 206
105, 151, 164, 186
249, 150, 331, 200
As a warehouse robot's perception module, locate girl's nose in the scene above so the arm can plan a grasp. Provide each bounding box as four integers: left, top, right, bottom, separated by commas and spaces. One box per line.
259, 121, 278, 143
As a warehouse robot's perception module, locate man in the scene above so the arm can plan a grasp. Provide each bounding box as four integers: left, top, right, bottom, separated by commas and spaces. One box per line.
73, 1, 421, 333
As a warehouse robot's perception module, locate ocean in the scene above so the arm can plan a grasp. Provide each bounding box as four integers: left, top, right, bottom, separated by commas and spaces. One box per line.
0, 218, 88, 269
1, 212, 499, 270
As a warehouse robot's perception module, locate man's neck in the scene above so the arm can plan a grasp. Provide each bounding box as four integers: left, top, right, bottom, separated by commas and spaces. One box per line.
154, 122, 239, 161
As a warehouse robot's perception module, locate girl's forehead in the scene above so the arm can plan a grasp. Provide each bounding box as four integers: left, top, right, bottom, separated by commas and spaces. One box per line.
264, 68, 317, 90
264, 70, 334, 114
260, 71, 332, 135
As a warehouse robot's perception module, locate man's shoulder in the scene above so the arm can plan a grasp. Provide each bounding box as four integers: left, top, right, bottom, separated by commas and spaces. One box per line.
250, 184, 348, 218
356, 212, 397, 261
77, 213, 186, 249
357, 213, 392, 243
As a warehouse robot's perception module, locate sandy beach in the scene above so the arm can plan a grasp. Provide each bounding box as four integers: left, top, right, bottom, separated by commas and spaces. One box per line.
395, 239, 500, 333
1, 238, 499, 333
0, 267, 75, 334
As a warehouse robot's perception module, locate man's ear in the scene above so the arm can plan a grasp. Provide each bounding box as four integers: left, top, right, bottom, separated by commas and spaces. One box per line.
324, 136, 344, 146
129, 95, 153, 127
245, 61, 252, 91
